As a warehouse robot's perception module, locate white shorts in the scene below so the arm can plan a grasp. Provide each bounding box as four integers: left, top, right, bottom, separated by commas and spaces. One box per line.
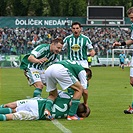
130, 57, 133, 77
26, 68, 46, 85
76, 60, 89, 68
14, 100, 39, 120
16, 97, 43, 107
45, 64, 78, 92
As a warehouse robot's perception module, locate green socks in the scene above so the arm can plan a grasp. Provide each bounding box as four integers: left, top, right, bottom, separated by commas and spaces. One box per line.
68, 99, 80, 116
45, 99, 53, 111
0, 114, 6, 121
0, 108, 12, 114
33, 88, 42, 97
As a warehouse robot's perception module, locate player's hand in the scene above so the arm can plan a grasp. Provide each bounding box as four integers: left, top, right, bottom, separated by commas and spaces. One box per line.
38, 58, 48, 64
84, 103, 88, 108
112, 41, 121, 48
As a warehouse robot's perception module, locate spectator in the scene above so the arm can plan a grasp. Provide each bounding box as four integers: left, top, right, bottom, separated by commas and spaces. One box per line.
0, 26, 132, 57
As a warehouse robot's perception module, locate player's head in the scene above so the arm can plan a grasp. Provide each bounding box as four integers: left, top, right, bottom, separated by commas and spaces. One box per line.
51, 37, 64, 54
71, 21, 82, 37
77, 103, 91, 118
84, 68, 92, 80
127, 7, 133, 22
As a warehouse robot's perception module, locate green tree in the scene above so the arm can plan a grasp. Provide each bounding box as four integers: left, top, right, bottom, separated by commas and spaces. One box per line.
5, 0, 44, 16
10, 0, 29, 16
28, 0, 44, 16
47, 0, 61, 16
42, 0, 50, 16
47, 0, 87, 16
1, 0, 133, 16
0, 0, 8, 16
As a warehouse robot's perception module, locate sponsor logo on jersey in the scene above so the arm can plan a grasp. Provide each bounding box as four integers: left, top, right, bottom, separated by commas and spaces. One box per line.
33, 71, 39, 74
71, 44, 80, 52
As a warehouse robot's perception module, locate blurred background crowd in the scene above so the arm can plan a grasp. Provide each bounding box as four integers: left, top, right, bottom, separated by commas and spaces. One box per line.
0, 27, 131, 57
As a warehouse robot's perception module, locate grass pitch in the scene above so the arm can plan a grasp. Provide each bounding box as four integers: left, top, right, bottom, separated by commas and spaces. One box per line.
0, 66, 133, 133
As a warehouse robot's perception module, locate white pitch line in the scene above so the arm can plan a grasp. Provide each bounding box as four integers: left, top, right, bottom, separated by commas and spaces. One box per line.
52, 119, 72, 133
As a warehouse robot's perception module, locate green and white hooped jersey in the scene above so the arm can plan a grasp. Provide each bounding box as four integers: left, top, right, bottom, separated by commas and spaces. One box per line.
63, 34, 93, 60
20, 44, 57, 70
56, 60, 84, 79
38, 94, 71, 120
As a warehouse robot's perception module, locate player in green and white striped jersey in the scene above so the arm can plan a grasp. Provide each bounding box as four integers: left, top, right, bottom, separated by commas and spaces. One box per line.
62, 22, 94, 107
63, 21, 95, 68
0, 91, 90, 121
20, 37, 63, 97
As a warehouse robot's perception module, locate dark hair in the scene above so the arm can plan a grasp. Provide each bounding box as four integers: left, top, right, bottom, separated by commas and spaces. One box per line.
127, 7, 133, 15
77, 103, 91, 117
71, 21, 82, 28
84, 68, 92, 80
52, 37, 63, 45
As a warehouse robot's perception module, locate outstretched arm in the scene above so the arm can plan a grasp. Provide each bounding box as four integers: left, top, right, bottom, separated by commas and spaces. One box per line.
113, 40, 133, 47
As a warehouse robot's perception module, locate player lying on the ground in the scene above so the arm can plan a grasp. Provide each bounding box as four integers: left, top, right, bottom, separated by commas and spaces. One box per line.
0, 91, 90, 121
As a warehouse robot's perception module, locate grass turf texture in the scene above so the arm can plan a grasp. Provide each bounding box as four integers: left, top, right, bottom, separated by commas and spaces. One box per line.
0, 67, 133, 133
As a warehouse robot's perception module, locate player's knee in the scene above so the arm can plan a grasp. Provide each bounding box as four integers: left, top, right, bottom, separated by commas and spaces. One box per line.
74, 87, 83, 96
78, 86, 84, 93
76, 87, 83, 93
